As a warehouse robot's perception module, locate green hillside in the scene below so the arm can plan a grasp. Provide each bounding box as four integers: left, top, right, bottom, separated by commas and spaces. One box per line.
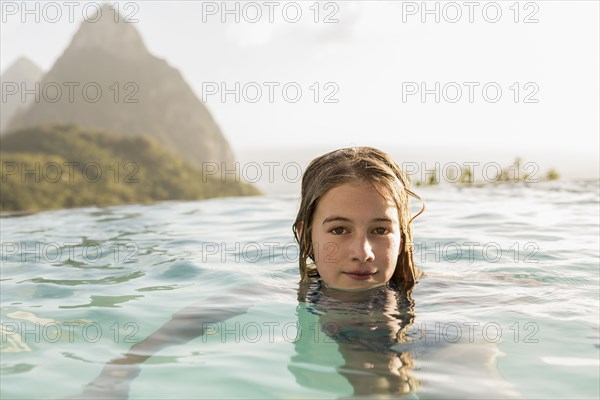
0, 125, 260, 212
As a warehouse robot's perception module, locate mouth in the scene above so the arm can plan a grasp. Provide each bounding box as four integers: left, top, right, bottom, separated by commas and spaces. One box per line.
343, 271, 377, 281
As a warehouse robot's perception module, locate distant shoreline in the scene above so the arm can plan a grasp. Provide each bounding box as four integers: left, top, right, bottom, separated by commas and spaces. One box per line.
3, 178, 598, 218
1, 210, 38, 218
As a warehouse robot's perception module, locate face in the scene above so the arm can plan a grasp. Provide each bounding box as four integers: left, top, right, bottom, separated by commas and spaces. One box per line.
309, 182, 402, 291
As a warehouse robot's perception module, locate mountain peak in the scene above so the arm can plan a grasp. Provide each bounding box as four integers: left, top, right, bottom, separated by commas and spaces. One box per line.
7, 4, 235, 167
1, 56, 43, 79
1, 57, 44, 133
69, 3, 147, 57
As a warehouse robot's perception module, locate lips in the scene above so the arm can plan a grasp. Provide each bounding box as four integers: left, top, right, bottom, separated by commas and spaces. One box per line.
343, 271, 376, 280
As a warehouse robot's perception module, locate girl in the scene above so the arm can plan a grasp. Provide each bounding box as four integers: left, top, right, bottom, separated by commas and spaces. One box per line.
293, 146, 424, 292
291, 147, 424, 396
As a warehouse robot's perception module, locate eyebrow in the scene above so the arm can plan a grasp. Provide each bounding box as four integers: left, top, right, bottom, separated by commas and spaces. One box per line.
322, 216, 394, 225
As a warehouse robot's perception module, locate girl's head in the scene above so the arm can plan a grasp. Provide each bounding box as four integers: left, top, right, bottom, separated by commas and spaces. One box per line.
293, 147, 423, 291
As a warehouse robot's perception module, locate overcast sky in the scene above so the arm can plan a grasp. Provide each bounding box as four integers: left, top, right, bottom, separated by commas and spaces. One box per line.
1, 1, 598, 181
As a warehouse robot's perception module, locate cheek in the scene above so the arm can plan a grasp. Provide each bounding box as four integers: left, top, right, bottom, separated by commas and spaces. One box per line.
310, 230, 327, 263
379, 235, 402, 259
311, 231, 343, 267
382, 241, 400, 279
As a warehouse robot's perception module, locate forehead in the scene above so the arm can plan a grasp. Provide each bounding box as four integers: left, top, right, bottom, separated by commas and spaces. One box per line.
315, 182, 398, 221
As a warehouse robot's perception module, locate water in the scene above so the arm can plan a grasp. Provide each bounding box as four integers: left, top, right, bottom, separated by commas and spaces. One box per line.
1, 180, 598, 399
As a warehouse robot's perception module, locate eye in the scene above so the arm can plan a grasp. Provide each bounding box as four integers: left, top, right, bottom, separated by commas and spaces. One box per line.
329, 227, 347, 235
373, 227, 389, 235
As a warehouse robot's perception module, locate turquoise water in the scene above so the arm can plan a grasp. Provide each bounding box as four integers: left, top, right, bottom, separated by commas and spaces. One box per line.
1, 180, 599, 399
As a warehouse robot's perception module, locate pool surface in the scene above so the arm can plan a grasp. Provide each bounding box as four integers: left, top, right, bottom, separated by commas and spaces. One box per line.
1, 180, 599, 399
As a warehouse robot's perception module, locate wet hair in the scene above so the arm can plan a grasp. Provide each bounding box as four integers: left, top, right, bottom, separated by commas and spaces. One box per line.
292, 147, 424, 290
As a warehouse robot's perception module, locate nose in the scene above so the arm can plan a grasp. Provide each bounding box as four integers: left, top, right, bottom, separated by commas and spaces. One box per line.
349, 234, 375, 263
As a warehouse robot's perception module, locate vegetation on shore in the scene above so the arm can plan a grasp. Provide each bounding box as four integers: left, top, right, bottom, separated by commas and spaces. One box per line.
415, 157, 560, 187
0, 124, 260, 212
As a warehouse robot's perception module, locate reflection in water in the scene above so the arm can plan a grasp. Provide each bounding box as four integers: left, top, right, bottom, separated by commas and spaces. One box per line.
292, 280, 418, 398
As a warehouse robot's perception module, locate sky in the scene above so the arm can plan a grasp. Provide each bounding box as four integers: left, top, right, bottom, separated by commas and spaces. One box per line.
1, 0, 599, 186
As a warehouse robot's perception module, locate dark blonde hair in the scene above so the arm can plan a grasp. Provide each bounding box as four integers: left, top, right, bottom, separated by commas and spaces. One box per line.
292, 147, 424, 290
